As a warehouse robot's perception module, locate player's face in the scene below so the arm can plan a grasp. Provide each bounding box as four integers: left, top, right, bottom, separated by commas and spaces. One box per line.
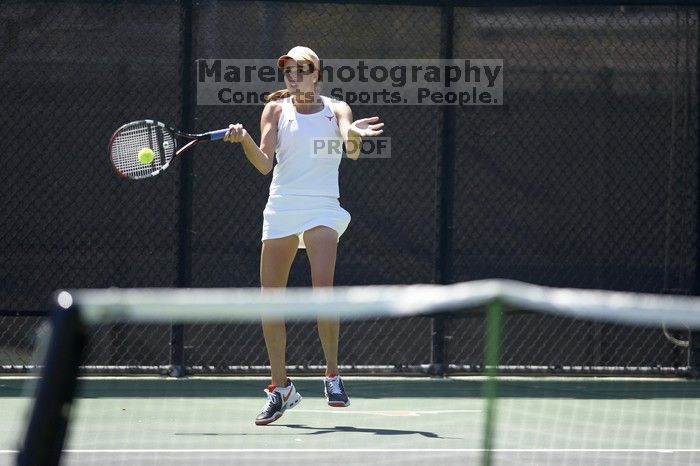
283, 59, 316, 94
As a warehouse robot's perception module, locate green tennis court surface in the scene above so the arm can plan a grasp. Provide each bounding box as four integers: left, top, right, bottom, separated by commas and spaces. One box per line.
3, 376, 700, 465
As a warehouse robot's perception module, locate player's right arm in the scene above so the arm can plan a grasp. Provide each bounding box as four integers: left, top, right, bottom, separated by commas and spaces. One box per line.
224, 101, 280, 175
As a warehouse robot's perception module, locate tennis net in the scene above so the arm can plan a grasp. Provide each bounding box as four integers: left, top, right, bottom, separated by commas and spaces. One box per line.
13, 280, 700, 465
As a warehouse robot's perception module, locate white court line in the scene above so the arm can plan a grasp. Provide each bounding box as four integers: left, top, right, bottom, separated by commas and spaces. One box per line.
2, 449, 700, 454
293, 409, 480, 416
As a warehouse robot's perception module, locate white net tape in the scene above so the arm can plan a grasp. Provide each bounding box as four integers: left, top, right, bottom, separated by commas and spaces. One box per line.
66, 279, 700, 328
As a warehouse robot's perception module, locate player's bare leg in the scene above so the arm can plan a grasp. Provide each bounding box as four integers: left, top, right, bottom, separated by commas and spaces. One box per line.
304, 226, 350, 407
256, 235, 302, 425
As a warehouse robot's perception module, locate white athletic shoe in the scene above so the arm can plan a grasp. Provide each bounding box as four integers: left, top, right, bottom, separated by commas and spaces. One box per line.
255, 379, 302, 425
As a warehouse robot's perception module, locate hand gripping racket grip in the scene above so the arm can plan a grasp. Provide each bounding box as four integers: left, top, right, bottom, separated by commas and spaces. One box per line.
207, 128, 231, 141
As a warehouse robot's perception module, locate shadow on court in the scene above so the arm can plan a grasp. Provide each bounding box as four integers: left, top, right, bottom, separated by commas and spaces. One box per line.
2, 377, 699, 399
173, 424, 451, 439
284, 424, 449, 438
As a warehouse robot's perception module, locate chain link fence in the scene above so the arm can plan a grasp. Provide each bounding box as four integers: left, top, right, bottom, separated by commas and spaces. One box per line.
0, 1, 697, 375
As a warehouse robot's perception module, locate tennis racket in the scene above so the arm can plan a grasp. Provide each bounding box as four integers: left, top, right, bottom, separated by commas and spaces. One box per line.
109, 119, 229, 180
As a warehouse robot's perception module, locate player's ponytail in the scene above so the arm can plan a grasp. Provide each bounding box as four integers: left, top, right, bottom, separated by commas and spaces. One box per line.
265, 89, 291, 103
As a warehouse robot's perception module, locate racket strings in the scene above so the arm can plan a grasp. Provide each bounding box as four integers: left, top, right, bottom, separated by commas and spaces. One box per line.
110, 122, 175, 179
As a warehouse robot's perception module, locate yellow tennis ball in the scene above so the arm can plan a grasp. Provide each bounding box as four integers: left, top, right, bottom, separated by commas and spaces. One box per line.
138, 147, 155, 165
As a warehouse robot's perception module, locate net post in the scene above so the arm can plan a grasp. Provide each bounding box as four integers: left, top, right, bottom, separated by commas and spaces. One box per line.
481, 298, 503, 466
17, 291, 87, 466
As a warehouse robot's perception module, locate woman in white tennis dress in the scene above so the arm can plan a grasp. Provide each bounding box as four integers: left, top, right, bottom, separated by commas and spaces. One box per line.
223, 46, 384, 426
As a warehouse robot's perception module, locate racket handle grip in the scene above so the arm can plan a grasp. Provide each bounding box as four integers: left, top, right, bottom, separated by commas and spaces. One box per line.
208, 128, 230, 141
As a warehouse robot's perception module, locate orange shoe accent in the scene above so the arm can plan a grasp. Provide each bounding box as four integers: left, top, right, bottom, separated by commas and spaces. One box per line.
326, 373, 338, 378
267, 384, 276, 392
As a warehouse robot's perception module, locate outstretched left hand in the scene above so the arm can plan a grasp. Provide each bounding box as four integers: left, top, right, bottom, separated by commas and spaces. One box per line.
349, 116, 384, 138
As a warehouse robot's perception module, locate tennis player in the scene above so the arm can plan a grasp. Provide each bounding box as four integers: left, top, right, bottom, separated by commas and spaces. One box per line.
224, 46, 384, 425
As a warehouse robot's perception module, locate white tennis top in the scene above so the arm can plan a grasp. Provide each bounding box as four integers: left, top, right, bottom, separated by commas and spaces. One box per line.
270, 95, 343, 197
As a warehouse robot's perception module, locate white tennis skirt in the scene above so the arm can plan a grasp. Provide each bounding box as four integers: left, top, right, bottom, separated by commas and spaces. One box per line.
262, 194, 351, 249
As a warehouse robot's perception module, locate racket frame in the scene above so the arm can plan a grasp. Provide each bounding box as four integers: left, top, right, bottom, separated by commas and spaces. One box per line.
108, 119, 228, 180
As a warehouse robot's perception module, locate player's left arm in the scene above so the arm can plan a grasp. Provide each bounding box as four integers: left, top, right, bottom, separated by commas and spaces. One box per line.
333, 101, 384, 161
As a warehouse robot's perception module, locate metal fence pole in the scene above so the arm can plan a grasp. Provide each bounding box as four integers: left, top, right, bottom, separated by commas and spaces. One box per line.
690, 12, 700, 380
431, 4, 456, 377
171, 0, 195, 378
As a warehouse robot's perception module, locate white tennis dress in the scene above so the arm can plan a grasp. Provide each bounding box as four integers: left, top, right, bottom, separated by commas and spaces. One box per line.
262, 95, 351, 249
